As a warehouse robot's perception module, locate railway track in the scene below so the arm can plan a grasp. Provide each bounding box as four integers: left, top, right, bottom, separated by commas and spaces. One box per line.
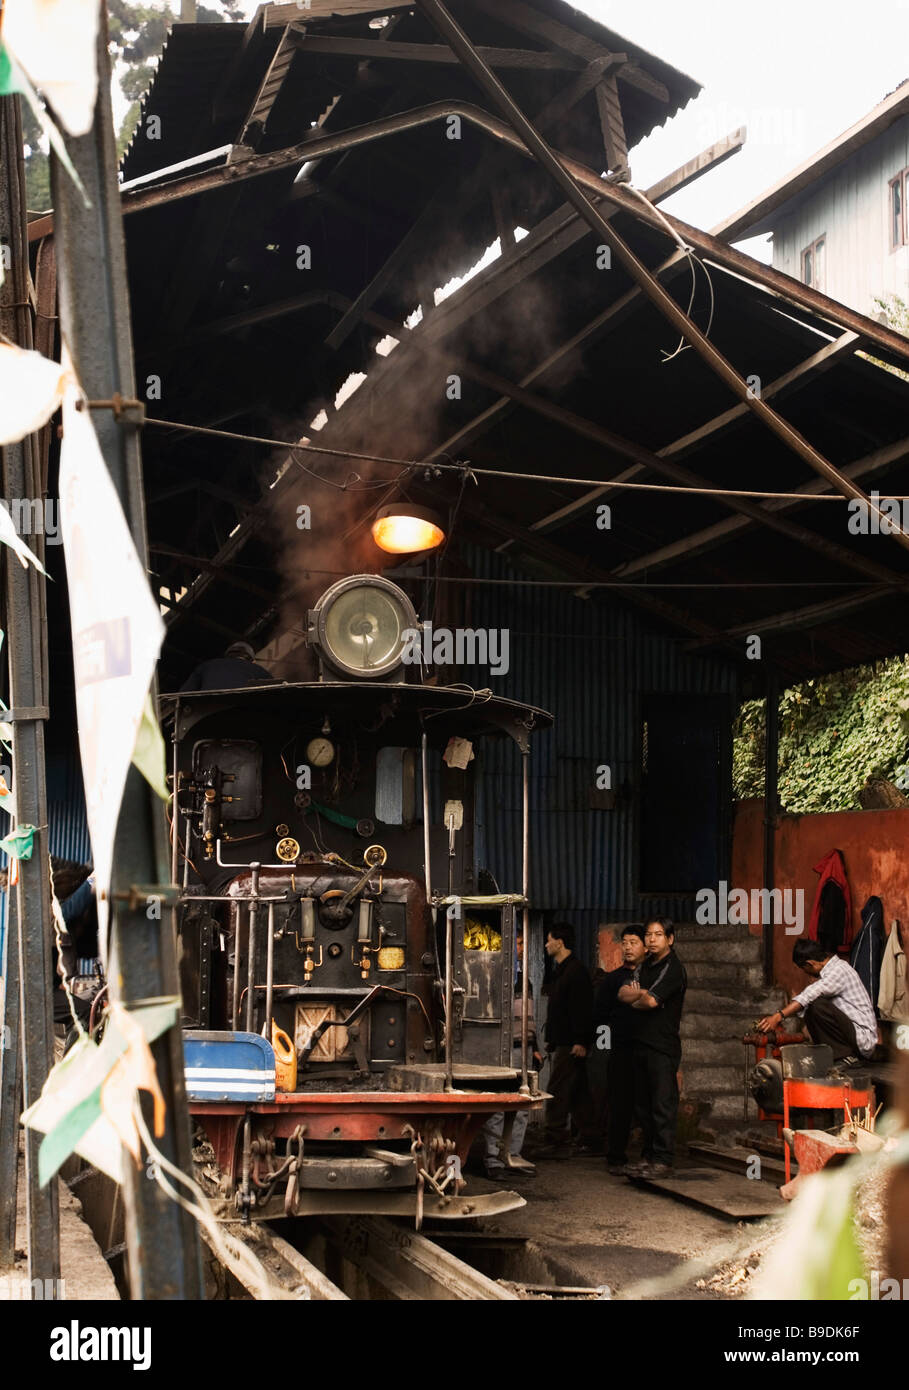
213, 1215, 609, 1301
63, 1159, 608, 1300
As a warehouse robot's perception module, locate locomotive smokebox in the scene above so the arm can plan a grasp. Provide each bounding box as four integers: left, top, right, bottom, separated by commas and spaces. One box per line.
307, 574, 418, 683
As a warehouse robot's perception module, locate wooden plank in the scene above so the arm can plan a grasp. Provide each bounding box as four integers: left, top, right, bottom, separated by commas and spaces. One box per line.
293, 34, 581, 68
595, 72, 627, 172
686, 1142, 788, 1184
633, 1166, 784, 1218
645, 127, 746, 204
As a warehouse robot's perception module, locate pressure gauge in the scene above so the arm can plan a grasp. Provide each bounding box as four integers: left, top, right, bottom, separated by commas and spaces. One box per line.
306, 736, 335, 768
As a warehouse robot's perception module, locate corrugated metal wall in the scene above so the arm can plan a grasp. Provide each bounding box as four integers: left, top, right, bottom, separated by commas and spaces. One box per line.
0, 753, 90, 966
457, 546, 740, 962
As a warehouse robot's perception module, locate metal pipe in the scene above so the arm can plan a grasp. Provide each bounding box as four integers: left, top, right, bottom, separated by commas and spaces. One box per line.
182, 816, 192, 890
763, 671, 780, 988
245, 864, 261, 1032
520, 748, 530, 1096
421, 733, 433, 906
264, 902, 275, 1040
415, 0, 909, 545
444, 904, 455, 1093
0, 890, 22, 1267
231, 907, 242, 1028
170, 700, 180, 885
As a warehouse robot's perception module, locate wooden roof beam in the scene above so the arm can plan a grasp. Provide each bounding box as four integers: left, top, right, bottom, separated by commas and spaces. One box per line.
291, 33, 583, 68
324, 52, 622, 352
612, 433, 909, 581
422, 347, 909, 591
526, 329, 862, 538
685, 584, 897, 649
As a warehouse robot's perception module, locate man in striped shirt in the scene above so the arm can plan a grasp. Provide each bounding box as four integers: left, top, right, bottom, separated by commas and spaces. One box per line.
758, 939, 878, 1064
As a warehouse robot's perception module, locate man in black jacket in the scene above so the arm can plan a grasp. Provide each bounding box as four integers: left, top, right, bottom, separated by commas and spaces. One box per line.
595, 924, 647, 1174
621, 918, 687, 1179
536, 921, 595, 1157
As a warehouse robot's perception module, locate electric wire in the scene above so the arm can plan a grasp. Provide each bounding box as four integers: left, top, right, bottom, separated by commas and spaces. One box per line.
141, 415, 884, 503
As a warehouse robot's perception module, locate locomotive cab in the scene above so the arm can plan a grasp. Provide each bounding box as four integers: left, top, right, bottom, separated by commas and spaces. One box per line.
163, 576, 551, 1224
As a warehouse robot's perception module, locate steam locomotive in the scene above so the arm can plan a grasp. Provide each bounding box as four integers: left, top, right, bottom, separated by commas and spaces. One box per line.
165, 573, 550, 1224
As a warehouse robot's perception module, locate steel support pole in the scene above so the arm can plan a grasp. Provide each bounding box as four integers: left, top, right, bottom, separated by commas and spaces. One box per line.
0, 93, 60, 1291
763, 671, 780, 987
520, 747, 530, 1096
0, 894, 23, 1268
49, 12, 202, 1298
416, 0, 908, 549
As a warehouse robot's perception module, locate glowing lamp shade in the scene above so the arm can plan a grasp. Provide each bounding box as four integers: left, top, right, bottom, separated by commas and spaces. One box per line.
372, 505, 445, 555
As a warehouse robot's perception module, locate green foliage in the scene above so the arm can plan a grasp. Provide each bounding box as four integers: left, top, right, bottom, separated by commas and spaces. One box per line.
862, 294, 909, 381
733, 656, 909, 812
117, 101, 142, 160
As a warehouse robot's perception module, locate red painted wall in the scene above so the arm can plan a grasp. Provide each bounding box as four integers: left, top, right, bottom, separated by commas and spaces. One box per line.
731, 798, 909, 995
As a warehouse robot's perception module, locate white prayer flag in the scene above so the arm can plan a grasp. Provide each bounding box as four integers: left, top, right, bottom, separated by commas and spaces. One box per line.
59, 370, 164, 958
1, 0, 99, 136
0, 341, 70, 446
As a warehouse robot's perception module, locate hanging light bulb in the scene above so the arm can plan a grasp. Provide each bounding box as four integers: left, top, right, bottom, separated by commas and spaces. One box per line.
371, 504, 445, 555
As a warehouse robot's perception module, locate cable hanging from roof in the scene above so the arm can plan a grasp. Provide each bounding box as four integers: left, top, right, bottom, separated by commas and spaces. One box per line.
140, 415, 885, 503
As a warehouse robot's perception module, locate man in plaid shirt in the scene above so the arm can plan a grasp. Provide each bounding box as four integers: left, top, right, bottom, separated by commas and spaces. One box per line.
758, 938, 878, 1064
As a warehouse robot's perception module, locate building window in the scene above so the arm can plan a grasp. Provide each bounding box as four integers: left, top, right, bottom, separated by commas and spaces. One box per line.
801, 235, 826, 291
890, 170, 907, 249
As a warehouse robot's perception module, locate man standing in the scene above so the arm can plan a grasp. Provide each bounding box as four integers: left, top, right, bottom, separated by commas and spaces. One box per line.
594, 925, 647, 1175
481, 926, 542, 1180
758, 938, 878, 1065
621, 918, 686, 1179
536, 922, 595, 1157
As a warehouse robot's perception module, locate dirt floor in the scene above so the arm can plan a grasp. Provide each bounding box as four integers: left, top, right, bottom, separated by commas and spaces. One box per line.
470, 1152, 787, 1300
0, 1138, 119, 1301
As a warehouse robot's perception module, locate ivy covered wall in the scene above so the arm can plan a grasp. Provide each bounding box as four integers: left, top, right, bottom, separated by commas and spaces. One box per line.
733, 656, 909, 813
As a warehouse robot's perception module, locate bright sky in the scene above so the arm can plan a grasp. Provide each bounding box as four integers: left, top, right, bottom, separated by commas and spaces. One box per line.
568, 0, 909, 256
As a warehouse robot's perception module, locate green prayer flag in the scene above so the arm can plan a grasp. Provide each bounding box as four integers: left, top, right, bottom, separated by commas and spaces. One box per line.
0, 46, 22, 96
131, 692, 171, 802
0, 823, 36, 859
23, 1000, 180, 1186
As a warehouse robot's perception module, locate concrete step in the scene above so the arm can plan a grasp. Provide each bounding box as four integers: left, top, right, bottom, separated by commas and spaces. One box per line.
683, 1063, 746, 1094
682, 1038, 747, 1066
681, 1005, 784, 1042
675, 923, 762, 943
679, 938, 763, 964
685, 962, 764, 991
684, 987, 782, 1014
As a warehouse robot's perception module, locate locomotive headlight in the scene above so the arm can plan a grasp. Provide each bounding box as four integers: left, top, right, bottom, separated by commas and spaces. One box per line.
308, 575, 418, 681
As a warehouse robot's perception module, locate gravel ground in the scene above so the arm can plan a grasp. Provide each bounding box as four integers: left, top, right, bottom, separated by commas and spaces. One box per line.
1, 1137, 119, 1301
